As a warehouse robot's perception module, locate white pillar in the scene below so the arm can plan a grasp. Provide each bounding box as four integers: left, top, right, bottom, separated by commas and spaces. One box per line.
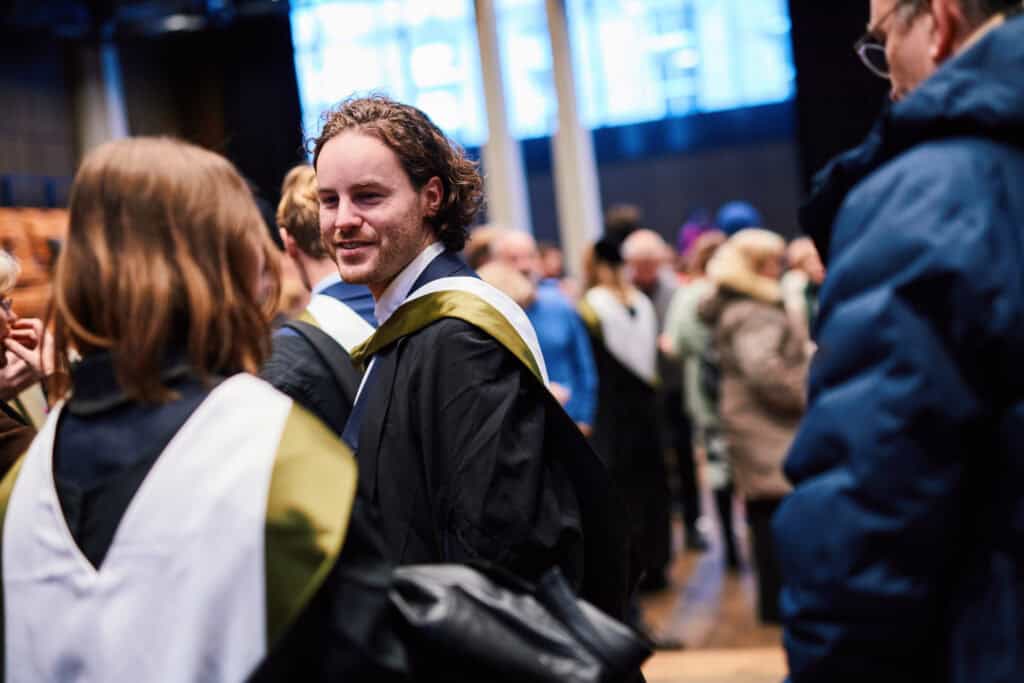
474, 0, 533, 233
544, 0, 603, 276
73, 42, 129, 160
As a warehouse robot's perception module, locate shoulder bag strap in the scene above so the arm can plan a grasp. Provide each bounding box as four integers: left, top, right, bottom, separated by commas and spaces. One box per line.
281, 320, 361, 408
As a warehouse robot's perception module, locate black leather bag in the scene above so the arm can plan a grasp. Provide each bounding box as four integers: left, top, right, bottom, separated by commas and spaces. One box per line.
390, 564, 651, 682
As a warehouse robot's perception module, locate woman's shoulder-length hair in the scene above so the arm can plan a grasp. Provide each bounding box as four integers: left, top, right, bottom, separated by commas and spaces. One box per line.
51, 136, 281, 403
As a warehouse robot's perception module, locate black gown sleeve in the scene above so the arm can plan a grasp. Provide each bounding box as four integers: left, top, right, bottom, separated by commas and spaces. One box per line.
261, 333, 352, 437
410, 319, 583, 582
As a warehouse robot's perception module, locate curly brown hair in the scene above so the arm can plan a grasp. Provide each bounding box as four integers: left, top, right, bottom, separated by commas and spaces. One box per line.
312, 94, 484, 252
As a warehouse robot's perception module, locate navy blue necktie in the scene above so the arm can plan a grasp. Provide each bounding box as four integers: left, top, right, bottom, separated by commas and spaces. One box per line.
341, 361, 375, 451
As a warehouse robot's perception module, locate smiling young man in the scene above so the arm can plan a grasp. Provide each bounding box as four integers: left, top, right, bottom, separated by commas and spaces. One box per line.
313, 95, 629, 618
774, 1, 1024, 681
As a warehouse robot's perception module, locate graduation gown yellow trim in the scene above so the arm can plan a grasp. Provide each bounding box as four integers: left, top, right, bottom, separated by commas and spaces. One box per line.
263, 403, 357, 645
576, 297, 602, 339
351, 290, 545, 384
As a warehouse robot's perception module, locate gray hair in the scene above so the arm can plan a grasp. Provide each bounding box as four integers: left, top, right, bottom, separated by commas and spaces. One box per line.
0, 251, 20, 295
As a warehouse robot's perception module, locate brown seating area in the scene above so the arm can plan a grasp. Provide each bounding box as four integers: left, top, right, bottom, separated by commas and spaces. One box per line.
0, 207, 67, 320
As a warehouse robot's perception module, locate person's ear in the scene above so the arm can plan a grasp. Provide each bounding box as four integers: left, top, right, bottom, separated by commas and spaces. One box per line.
420, 177, 444, 219
929, 0, 967, 64
279, 228, 299, 260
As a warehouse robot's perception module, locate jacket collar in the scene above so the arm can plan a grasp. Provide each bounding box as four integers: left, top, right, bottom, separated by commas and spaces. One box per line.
409, 247, 475, 292
373, 242, 446, 325
67, 351, 196, 416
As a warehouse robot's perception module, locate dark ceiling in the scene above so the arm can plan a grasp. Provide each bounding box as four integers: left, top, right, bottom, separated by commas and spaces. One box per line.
1, 0, 290, 39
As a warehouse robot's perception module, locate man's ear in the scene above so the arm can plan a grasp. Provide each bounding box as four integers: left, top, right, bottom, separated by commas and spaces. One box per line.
420, 176, 444, 219
280, 228, 299, 259
929, 0, 968, 63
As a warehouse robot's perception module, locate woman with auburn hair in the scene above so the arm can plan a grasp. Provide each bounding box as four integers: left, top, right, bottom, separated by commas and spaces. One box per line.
0, 137, 409, 682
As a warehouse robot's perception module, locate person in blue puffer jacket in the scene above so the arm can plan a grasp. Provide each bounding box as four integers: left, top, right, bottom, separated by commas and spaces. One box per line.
773, 1, 1024, 682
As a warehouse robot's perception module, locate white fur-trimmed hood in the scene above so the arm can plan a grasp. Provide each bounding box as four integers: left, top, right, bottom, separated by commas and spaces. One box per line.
705, 232, 783, 304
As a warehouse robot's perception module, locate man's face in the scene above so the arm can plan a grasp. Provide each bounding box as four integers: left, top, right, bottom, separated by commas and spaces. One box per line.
627, 257, 661, 291
496, 233, 541, 282
316, 131, 439, 298
870, 0, 937, 101
540, 248, 563, 279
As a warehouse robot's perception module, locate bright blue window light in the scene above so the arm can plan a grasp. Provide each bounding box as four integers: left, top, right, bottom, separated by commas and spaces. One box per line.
290, 0, 795, 147
290, 0, 488, 146
568, 0, 795, 127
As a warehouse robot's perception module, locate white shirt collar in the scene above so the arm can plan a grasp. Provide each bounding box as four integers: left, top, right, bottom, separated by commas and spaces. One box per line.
373, 241, 445, 325
311, 271, 343, 296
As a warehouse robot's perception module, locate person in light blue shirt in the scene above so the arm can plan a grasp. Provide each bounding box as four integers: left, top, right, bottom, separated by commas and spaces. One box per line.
494, 231, 597, 433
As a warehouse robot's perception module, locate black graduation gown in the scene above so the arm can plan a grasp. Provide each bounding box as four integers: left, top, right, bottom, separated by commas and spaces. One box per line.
583, 307, 673, 584
349, 251, 632, 619
261, 289, 367, 438
261, 322, 362, 437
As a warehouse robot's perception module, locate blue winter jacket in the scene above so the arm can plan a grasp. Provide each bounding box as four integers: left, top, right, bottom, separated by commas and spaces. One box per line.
774, 11, 1024, 683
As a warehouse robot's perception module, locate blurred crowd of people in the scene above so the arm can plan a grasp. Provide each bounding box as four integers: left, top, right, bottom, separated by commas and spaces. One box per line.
467, 199, 827, 628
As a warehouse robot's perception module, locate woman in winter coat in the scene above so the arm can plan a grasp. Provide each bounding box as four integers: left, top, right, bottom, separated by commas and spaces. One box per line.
663, 230, 742, 570
699, 228, 810, 623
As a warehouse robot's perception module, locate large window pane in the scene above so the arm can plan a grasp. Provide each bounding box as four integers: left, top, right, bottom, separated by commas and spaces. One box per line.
290, 0, 487, 146
496, 0, 556, 139
289, 0, 795, 146
568, 0, 795, 126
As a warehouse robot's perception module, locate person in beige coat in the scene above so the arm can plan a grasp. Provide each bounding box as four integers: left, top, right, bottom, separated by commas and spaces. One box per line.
699, 228, 809, 623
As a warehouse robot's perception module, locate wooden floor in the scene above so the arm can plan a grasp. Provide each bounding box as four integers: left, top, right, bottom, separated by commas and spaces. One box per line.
637, 502, 789, 683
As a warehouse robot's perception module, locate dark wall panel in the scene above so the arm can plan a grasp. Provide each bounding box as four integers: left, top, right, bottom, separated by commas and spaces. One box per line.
787, 0, 889, 189
598, 140, 802, 239
526, 139, 802, 256
0, 31, 76, 179
219, 15, 306, 208
119, 14, 304, 213
509, 101, 802, 250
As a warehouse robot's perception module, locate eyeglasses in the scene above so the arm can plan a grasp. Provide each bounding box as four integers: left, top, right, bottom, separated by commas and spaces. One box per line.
854, 34, 890, 79
854, 1, 925, 79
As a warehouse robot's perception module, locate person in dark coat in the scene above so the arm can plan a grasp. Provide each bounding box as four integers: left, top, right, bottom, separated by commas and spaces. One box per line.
773, 2, 1024, 681
316, 95, 631, 620
579, 236, 672, 597
623, 228, 708, 555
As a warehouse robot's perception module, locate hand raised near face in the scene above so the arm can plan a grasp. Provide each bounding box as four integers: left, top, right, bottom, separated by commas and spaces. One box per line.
4, 319, 55, 382
7, 318, 42, 350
